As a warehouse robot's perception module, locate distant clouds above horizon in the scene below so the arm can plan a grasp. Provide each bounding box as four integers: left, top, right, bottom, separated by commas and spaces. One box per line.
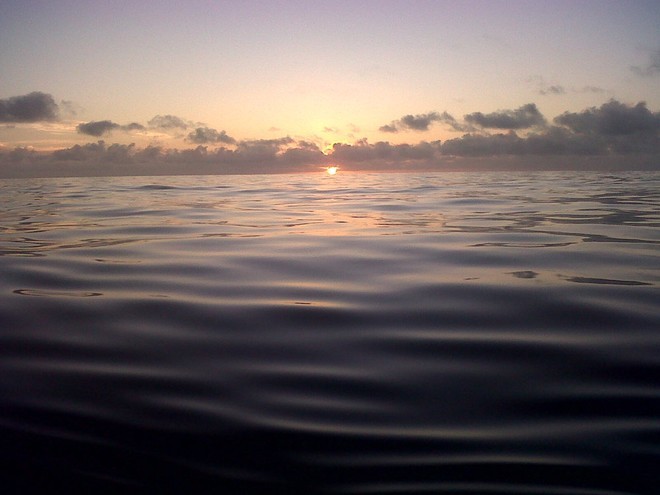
1, 1, 658, 176
1, 90, 658, 176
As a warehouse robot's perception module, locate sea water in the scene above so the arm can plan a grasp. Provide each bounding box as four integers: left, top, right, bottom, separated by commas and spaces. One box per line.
0, 171, 658, 494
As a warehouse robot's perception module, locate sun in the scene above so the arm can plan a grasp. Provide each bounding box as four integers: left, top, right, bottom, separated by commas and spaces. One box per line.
326, 166, 338, 175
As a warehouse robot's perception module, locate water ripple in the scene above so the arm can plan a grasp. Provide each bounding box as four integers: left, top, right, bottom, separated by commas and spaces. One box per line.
0, 171, 658, 493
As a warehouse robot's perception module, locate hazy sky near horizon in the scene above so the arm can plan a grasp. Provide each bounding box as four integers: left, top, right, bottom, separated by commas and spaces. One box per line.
1, 0, 659, 175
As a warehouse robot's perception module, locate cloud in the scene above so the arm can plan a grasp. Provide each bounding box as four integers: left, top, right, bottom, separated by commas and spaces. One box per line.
528, 76, 564, 96
331, 139, 442, 165
1, 99, 658, 177
439, 112, 470, 132
186, 127, 236, 144
400, 112, 441, 131
147, 114, 190, 130
554, 100, 660, 136
440, 128, 604, 156
0, 92, 59, 122
379, 124, 398, 133
464, 103, 546, 129
280, 140, 325, 164
77, 120, 120, 136
529, 76, 605, 96
52, 140, 111, 161
26, 137, 320, 174
440, 100, 659, 156
554, 100, 660, 154
124, 122, 146, 131
522, 127, 604, 155
380, 111, 466, 133
0, 146, 38, 163
232, 137, 295, 162
60, 100, 83, 118
631, 48, 660, 77
380, 112, 441, 132
77, 120, 146, 136
539, 85, 566, 96
376, 100, 658, 158
441, 132, 523, 156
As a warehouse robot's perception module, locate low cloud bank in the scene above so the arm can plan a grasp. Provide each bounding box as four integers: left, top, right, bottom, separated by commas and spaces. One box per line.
0, 96, 658, 176
0, 138, 328, 177
377, 100, 658, 158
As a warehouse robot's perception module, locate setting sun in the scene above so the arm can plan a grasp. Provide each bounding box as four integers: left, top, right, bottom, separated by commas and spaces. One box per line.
326, 166, 338, 175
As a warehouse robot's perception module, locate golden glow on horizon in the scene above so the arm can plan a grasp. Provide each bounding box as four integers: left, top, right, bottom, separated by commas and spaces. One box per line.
326, 166, 338, 175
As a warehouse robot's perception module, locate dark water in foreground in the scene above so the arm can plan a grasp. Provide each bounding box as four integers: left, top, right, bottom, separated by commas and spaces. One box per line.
1, 171, 659, 494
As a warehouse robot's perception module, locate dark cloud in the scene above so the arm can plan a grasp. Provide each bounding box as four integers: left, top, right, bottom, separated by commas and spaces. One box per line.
281, 141, 325, 164
209, 137, 325, 172
331, 139, 442, 165
379, 124, 398, 133
554, 100, 660, 136
400, 112, 441, 131
0, 146, 38, 164
135, 145, 163, 161
186, 127, 236, 145
464, 103, 546, 129
2, 99, 659, 177
381, 111, 465, 133
522, 127, 604, 155
438, 112, 470, 132
148, 114, 190, 130
231, 137, 295, 162
0, 92, 59, 122
441, 132, 523, 156
40, 137, 317, 173
631, 48, 660, 77
77, 120, 146, 136
49, 141, 144, 165
379, 112, 440, 132
441, 128, 604, 157
77, 120, 120, 136
440, 100, 659, 156
52, 140, 109, 161
555, 100, 660, 154
103, 142, 137, 162
124, 122, 146, 131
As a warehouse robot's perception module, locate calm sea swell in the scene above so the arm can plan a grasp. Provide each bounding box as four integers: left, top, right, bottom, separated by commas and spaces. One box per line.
0, 171, 658, 493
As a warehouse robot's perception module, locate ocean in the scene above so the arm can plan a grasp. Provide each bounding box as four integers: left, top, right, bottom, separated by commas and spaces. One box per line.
1, 170, 658, 494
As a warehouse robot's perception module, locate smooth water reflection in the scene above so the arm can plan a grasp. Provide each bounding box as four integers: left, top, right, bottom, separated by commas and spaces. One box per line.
0, 171, 659, 494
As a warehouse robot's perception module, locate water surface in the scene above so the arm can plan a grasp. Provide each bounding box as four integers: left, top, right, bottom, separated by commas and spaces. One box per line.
1, 171, 658, 494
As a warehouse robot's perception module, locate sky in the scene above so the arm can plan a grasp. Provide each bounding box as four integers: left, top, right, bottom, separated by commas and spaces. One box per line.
0, 0, 659, 176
